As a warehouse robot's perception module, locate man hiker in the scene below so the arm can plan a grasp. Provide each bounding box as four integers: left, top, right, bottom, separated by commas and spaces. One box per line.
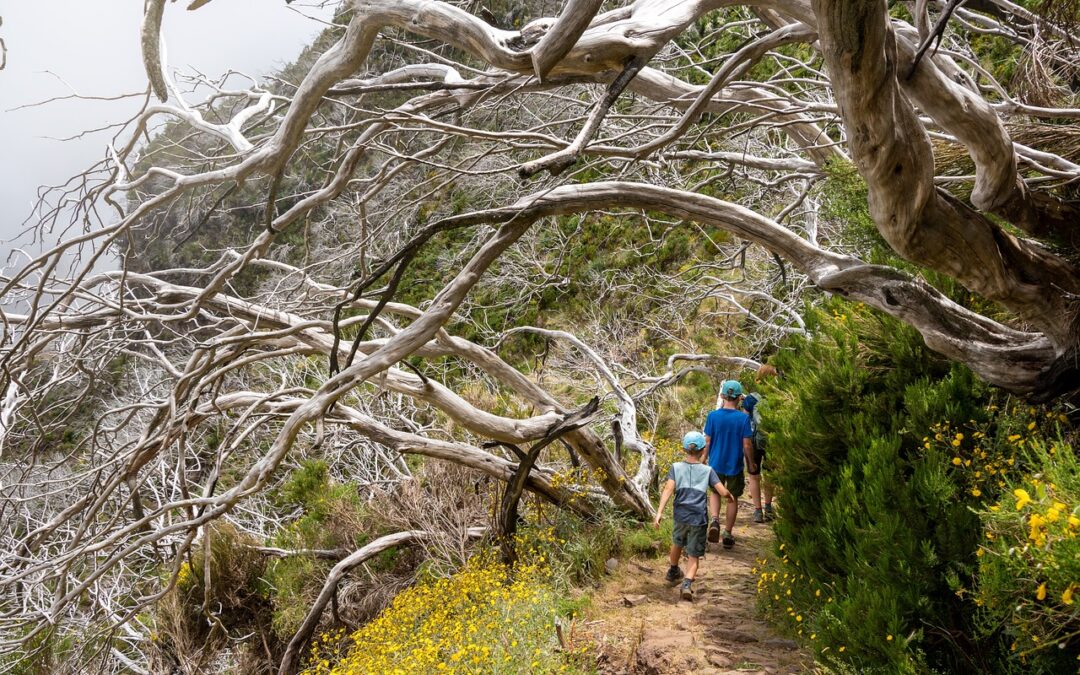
653, 431, 734, 600
704, 380, 755, 549
744, 364, 778, 523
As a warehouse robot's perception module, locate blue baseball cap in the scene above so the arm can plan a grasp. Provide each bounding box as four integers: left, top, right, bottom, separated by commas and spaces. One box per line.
682, 431, 707, 452
720, 380, 744, 399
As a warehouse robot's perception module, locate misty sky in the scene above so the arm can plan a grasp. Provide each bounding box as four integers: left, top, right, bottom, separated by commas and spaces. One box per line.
0, 0, 337, 263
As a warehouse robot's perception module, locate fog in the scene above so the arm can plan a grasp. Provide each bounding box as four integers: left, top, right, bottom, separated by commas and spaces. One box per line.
0, 0, 336, 266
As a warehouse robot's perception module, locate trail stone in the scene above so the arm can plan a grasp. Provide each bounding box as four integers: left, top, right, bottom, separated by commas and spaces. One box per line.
622, 594, 649, 607
710, 627, 759, 643
634, 628, 699, 675
761, 638, 798, 650
605, 557, 619, 574
706, 652, 733, 667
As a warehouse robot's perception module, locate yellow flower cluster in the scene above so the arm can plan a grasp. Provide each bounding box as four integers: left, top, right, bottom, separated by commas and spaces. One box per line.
753, 552, 833, 644
1006, 479, 1075, 552
928, 421, 1014, 499
647, 436, 685, 479
301, 551, 578, 674
549, 466, 607, 494
175, 561, 193, 590
928, 404, 1066, 502
978, 459, 1080, 658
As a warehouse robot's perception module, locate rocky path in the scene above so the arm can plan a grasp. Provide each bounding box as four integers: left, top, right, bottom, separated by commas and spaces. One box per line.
582, 506, 811, 674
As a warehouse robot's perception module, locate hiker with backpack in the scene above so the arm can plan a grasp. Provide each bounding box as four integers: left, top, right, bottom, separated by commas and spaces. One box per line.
744, 364, 778, 523
704, 380, 755, 549
653, 431, 734, 600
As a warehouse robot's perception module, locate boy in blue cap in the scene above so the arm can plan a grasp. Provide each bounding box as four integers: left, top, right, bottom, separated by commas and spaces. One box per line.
704, 380, 755, 549
653, 431, 733, 600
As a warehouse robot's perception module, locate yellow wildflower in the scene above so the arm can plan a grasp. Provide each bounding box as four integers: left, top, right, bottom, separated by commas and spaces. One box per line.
1037, 583, 1047, 601
1014, 489, 1032, 510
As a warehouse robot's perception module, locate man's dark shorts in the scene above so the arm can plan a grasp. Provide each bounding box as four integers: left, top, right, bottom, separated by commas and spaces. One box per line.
673, 521, 707, 558
717, 472, 745, 498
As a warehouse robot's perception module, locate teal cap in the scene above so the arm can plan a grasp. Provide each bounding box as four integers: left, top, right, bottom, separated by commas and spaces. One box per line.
720, 380, 744, 400
682, 431, 707, 452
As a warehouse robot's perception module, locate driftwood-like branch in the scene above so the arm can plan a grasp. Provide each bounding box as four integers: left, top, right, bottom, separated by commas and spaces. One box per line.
140, 0, 168, 102
469, 182, 1066, 396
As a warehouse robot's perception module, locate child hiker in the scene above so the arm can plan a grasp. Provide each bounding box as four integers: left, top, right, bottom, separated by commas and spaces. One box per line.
653, 431, 734, 600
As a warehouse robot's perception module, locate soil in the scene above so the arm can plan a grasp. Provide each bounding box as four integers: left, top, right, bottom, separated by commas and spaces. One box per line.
578, 505, 812, 674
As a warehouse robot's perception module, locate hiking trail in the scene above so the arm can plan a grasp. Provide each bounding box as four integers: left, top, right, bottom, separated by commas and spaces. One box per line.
580, 504, 811, 674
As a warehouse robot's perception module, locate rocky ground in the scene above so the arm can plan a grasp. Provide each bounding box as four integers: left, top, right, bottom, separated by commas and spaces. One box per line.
580, 505, 811, 674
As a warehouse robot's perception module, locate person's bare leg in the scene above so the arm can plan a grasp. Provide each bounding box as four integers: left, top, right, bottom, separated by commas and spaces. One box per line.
708, 491, 720, 522
685, 555, 700, 580
725, 497, 738, 533
749, 473, 762, 509
764, 480, 774, 507
668, 545, 682, 568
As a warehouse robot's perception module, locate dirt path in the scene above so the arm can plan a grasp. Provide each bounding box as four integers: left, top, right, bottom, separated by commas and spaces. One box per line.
581, 506, 812, 674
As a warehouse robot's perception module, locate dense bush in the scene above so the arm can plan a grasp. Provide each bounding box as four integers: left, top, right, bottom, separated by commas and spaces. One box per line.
975, 433, 1080, 672
758, 298, 988, 673
757, 296, 1076, 673
266, 459, 370, 637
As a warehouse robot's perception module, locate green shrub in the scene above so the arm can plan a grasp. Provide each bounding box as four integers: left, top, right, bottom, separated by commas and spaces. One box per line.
975, 433, 1080, 673
265, 461, 369, 637
760, 297, 992, 673
759, 295, 1079, 673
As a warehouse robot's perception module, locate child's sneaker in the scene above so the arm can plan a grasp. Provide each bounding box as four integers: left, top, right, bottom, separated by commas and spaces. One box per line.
680, 579, 694, 601
707, 518, 721, 543
665, 565, 684, 583
722, 531, 735, 549
764, 503, 776, 521
752, 508, 765, 523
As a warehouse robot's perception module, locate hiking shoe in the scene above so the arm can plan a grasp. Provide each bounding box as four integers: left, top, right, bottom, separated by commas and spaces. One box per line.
752, 508, 765, 524
665, 565, 684, 583
680, 580, 694, 601
707, 518, 721, 544
764, 504, 776, 521
722, 531, 735, 550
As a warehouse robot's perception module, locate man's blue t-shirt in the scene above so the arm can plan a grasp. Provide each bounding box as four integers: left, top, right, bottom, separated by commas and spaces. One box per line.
667, 462, 721, 526
704, 408, 753, 476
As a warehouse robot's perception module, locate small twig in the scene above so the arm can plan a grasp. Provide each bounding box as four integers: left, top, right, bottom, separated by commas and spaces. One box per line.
908, 0, 965, 78
518, 55, 645, 177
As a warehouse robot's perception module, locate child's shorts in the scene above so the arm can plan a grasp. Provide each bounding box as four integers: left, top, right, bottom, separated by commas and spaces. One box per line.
673, 521, 707, 558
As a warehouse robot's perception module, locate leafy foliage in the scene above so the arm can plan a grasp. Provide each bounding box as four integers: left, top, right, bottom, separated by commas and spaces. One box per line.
975, 431, 1080, 672
756, 294, 1079, 673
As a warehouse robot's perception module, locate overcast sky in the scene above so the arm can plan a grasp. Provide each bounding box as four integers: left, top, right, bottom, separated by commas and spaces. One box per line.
0, 0, 337, 264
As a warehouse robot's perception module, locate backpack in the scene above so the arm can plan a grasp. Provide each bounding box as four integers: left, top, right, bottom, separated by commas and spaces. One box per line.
742, 392, 766, 452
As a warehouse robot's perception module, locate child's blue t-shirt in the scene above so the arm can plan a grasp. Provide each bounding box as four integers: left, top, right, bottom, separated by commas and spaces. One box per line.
704, 408, 754, 476
668, 461, 721, 526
